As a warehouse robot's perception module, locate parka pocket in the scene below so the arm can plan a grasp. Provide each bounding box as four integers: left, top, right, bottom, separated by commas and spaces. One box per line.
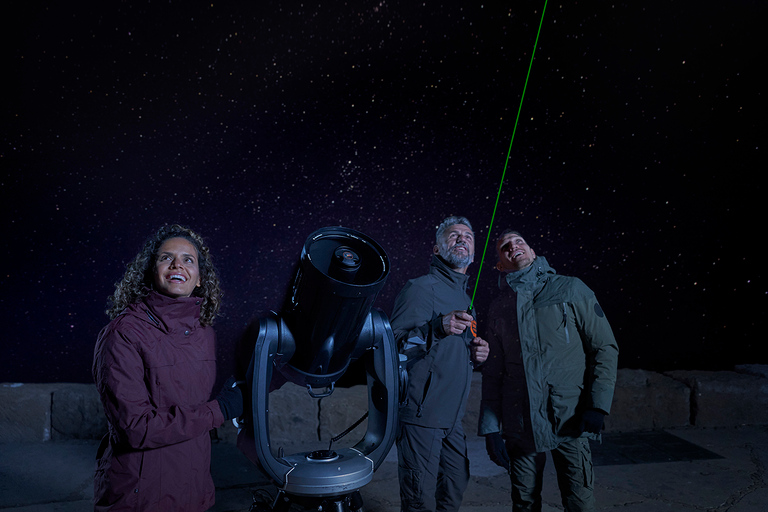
547, 384, 583, 435
533, 302, 579, 359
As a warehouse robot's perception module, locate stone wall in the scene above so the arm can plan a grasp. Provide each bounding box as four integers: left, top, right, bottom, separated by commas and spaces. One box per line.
0, 383, 107, 442
2, 365, 767, 444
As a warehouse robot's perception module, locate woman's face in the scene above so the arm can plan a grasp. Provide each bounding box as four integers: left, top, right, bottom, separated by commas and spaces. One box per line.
152, 237, 201, 298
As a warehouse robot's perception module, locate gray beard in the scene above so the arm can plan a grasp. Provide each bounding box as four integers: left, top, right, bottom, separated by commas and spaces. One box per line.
439, 241, 473, 269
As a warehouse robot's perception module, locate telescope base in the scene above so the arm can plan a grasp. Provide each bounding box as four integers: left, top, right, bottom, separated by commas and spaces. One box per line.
250, 489, 366, 512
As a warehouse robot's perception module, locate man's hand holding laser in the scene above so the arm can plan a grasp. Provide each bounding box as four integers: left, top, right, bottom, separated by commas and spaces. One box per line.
442, 310, 474, 335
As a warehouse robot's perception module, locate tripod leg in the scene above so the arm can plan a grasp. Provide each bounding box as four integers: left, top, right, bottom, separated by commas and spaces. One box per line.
347, 490, 364, 512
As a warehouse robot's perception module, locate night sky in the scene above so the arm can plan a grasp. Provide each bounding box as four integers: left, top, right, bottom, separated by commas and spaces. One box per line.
2, 1, 764, 385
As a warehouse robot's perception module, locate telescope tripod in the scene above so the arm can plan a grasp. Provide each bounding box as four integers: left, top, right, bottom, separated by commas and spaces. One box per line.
250, 489, 365, 512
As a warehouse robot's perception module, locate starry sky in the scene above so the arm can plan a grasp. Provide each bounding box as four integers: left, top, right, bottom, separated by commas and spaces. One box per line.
2, 1, 764, 384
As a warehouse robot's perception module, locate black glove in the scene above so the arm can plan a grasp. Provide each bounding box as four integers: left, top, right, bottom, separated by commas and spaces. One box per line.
484, 432, 510, 471
215, 376, 243, 421
580, 409, 605, 434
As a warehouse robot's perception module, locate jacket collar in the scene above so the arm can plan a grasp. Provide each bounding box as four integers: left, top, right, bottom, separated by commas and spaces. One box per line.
141, 289, 203, 333
501, 256, 555, 292
429, 254, 470, 291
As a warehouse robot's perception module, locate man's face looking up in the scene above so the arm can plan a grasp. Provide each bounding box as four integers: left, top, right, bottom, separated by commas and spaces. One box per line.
496, 232, 536, 272
436, 223, 475, 271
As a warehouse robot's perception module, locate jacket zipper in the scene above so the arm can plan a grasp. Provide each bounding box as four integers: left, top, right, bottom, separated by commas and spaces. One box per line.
416, 372, 433, 418
562, 303, 570, 344
145, 309, 160, 327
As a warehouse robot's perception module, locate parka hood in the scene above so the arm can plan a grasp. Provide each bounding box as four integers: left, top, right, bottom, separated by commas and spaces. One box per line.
499, 256, 556, 292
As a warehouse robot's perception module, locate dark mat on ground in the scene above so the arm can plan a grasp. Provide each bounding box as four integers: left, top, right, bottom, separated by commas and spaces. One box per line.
591, 431, 724, 466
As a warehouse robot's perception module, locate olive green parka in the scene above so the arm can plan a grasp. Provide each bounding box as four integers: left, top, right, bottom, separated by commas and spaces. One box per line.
478, 256, 618, 453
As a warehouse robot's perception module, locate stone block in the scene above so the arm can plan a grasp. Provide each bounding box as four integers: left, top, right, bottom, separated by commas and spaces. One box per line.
263, 383, 320, 445
319, 385, 369, 445
0, 383, 57, 442
735, 364, 768, 379
51, 383, 107, 440
666, 370, 768, 427
605, 369, 691, 431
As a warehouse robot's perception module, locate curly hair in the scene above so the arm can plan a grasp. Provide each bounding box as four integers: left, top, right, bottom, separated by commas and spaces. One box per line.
106, 224, 222, 325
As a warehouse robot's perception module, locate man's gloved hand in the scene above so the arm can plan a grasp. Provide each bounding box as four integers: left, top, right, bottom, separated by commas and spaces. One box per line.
484, 432, 510, 471
216, 376, 243, 421
580, 409, 606, 434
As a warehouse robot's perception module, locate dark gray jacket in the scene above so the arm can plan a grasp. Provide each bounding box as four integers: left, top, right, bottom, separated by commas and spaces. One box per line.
478, 257, 618, 452
391, 255, 475, 428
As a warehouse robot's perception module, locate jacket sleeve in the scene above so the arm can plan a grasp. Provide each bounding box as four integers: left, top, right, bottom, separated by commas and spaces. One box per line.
478, 310, 505, 435
93, 324, 225, 450
390, 278, 444, 356
574, 287, 619, 415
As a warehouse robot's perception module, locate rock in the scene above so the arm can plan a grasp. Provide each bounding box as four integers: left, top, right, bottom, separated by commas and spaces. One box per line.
4, 366, 767, 445
264, 383, 320, 446
319, 385, 369, 445
0, 383, 57, 442
666, 370, 768, 427
735, 364, 768, 379
51, 383, 107, 440
605, 369, 691, 431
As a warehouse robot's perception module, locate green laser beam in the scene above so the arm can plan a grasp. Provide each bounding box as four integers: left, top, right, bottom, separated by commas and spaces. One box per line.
470, 0, 549, 309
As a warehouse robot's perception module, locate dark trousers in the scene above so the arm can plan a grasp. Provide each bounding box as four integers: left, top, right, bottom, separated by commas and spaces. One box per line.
507, 437, 595, 512
397, 422, 470, 512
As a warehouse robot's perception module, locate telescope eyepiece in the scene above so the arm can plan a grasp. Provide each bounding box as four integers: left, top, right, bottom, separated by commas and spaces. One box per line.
330, 245, 361, 282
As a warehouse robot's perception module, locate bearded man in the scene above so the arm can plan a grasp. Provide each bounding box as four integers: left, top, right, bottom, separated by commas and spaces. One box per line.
390, 215, 490, 512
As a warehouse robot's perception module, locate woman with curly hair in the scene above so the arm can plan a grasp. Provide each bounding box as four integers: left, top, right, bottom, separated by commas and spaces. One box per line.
93, 224, 242, 511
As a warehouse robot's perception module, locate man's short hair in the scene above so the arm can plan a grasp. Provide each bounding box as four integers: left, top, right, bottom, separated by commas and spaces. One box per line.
436, 216, 473, 244
497, 229, 523, 241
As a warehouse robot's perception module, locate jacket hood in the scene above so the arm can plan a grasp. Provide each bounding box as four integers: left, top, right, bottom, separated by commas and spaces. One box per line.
500, 256, 556, 292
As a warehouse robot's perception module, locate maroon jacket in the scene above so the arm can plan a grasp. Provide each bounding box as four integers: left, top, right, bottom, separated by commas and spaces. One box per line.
93, 290, 225, 511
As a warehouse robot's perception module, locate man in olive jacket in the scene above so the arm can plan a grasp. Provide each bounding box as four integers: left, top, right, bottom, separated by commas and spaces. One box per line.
479, 230, 618, 512
391, 216, 490, 512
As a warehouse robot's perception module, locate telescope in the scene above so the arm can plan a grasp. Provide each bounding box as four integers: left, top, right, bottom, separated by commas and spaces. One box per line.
236, 227, 403, 512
